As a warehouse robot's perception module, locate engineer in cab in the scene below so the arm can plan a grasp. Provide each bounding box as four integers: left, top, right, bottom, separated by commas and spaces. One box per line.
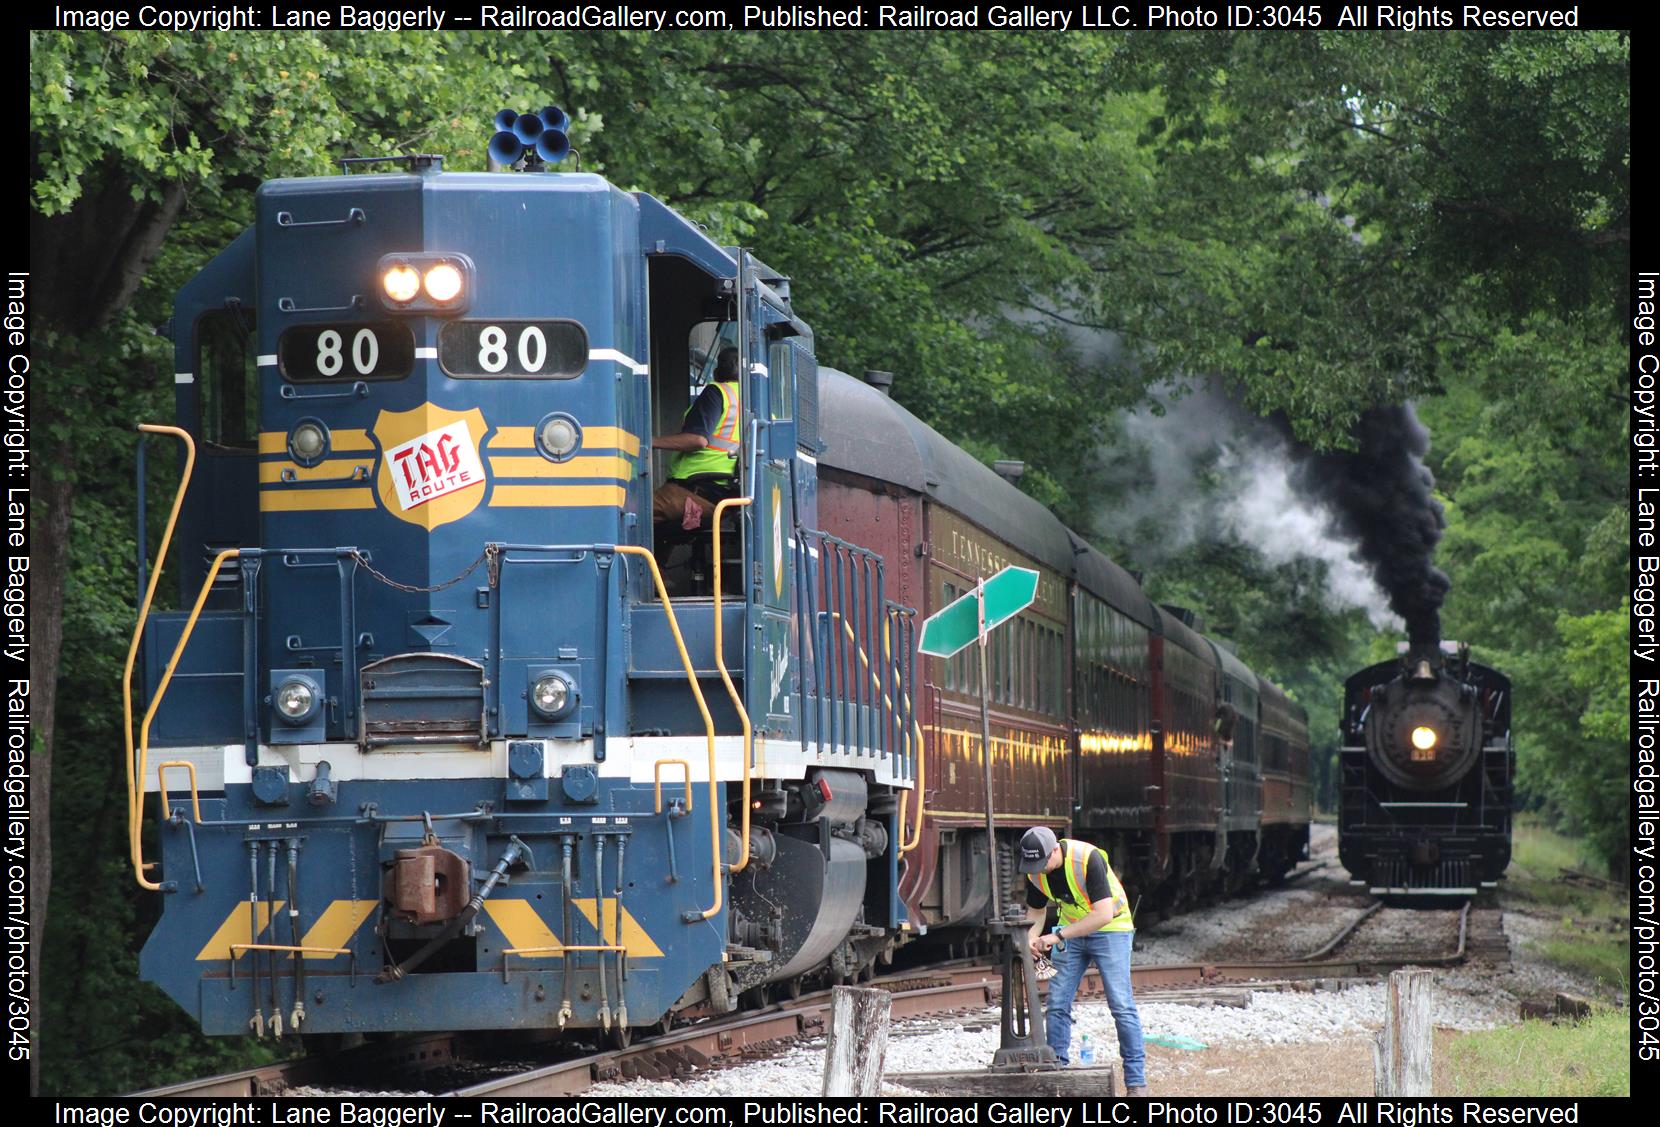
651, 346, 743, 531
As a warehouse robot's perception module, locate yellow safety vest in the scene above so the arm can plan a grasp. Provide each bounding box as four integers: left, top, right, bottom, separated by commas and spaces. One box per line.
1028, 838, 1134, 933
669, 380, 742, 481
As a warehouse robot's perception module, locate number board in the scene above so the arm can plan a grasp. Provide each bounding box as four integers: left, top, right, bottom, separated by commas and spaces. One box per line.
438, 320, 588, 379
278, 322, 414, 382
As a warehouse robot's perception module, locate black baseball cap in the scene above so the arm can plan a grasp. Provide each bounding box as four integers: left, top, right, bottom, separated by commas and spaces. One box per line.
1018, 826, 1059, 873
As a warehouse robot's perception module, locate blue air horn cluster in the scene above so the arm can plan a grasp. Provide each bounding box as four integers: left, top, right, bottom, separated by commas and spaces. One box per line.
489, 106, 571, 170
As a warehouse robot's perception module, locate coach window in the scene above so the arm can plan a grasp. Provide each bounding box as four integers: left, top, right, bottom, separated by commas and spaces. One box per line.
197, 308, 257, 450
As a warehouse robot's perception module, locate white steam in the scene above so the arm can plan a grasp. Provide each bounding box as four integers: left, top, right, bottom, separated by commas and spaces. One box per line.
1099, 389, 1403, 632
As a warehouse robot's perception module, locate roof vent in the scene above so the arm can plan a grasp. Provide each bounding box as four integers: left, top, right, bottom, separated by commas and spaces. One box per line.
1161, 604, 1205, 632
993, 460, 1026, 484
862, 369, 894, 395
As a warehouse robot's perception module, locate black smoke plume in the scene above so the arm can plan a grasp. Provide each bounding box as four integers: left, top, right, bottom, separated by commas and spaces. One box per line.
1290, 404, 1450, 645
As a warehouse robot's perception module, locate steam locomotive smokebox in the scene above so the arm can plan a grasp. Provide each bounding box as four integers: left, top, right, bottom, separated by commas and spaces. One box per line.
1365, 677, 1481, 791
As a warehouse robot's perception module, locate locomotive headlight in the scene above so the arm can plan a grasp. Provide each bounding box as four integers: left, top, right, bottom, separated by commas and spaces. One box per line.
423, 263, 464, 304
288, 420, 330, 467
1411, 726, 1438, 751
530, 672, 574, 719
382, 262, 421, 304
274, 677, 320, 725
536, 413, 582, 462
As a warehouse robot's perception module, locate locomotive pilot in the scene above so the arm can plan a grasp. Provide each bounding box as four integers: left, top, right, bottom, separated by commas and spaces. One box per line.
1021, 825, 1148, 1095
651, 346, 743, 530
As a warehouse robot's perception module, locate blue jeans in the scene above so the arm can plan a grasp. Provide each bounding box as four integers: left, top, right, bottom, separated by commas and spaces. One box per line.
1046, 929, 1145, 1088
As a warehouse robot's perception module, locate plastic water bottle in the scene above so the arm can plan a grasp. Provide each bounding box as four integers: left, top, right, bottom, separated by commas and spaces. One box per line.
1078, 1033, 1096, 1067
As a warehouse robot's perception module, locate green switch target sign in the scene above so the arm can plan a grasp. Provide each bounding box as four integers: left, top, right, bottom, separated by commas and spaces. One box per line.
917, 566, 1039, 658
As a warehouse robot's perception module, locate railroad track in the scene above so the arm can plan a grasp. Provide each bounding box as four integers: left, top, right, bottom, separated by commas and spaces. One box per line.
1292, 899, 1510, 968
136, 935, 1499, 1097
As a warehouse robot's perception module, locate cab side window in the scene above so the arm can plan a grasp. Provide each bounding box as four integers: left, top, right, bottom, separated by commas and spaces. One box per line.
197, 309, 257, 450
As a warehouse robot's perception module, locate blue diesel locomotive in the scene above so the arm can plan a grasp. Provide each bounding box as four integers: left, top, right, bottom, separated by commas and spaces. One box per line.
128, 118, 920, 1042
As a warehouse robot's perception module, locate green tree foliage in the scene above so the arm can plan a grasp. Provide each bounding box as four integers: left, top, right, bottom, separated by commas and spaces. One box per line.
1120, 31, 1629, 436
1124, 31, 1627, 864
29, 30, 1629, 1090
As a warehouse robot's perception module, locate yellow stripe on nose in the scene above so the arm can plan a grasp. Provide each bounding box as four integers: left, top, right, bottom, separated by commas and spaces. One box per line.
483, 900, 563, 956
489, 484, 627, 508
573, 899, 664, 957
195, 901, 285, 961
487, 455, 633, 481
297, 900, 379, 956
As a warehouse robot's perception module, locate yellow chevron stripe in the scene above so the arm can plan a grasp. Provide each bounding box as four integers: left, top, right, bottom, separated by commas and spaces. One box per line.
258, 459, 373, 484
260, 488, 379, 512
258, 430, 374, 455
196, 901, 285, 961
483, 900, 564, 955
574, 899, 664, 958
490, 484, 626, 508
297, 900, 378, 956
488, 455, 633, 481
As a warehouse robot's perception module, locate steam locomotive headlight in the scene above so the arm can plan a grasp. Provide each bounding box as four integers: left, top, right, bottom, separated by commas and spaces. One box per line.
382, 262, 421, 304
536, 413, 582, 462
423, 262, 464, 304
288, 420, 330, 467
1410, 725, 1438, 761
530, 672, 574, 720
274, 677, 320, 725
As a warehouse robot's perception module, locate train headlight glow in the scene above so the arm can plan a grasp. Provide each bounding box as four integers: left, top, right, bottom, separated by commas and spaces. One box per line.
530, 673, 573, 719
288, 420, 330, 467
423, 263, 464, 303
1411, 726, 1438, 751
382, 263, 421, 304
275, 678, 320, 725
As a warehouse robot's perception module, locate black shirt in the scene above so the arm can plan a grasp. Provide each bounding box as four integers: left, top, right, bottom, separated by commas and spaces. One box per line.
1026, 847, 1113, 910
680, 381, 736, 441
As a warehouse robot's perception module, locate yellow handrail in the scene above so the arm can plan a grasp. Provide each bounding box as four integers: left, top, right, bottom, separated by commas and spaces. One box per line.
122, 425, 196, 886
832, 613, 927, 854
653, 759, 693, 813
711, 497, 754, 873
132, 548, 240, 890
230, 943, 352, 959
156, 760, 203, 824
616, 546, 724, 920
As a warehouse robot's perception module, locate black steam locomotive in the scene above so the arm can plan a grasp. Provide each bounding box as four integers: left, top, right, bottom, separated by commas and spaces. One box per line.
1338, 640, 1513, 896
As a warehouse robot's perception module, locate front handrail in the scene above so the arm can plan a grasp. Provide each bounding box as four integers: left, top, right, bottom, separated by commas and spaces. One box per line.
156, 760, 203, 824
123, 424, 197, 890
653, 759, 693, 813
711, 497, 754, 873
615, 546, 724, 922
132, 549, 241, 889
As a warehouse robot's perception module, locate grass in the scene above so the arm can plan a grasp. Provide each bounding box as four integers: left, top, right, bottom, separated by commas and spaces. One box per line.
1442, 1010, 1630, 1097
1502, 817, 1629, 991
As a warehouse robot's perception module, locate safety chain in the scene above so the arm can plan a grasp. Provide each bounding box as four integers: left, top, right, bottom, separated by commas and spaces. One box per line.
349, 544, 500, 594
